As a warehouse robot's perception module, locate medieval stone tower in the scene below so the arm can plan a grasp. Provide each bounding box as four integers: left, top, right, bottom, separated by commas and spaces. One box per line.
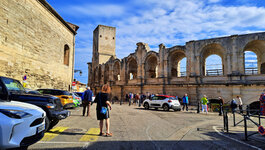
92, 25, 116, 68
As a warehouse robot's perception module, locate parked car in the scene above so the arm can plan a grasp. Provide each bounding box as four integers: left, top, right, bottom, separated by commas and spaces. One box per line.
70, 92, 81, 107
0, 76, 70, 131
143, 95, 181, 111
249, 101, 260, 115
0, 99, 46, 149
74, 92, 84, 100
208, 99, 231, 112
37, 89, 74, 109
74, 92, 95, 103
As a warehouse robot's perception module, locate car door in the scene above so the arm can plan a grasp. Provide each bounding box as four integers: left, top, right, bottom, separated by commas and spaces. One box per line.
157, 96, 166, 107
150, 96, 159, 107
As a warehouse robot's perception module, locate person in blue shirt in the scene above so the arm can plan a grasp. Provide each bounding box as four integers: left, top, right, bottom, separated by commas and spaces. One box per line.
182, 93, 189, 111
82, 87, 93, 116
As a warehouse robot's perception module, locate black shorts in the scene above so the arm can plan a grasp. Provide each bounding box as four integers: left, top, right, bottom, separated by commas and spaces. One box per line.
96, 109, 110, 120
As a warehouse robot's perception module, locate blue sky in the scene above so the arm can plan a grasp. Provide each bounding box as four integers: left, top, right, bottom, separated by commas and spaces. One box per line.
46, 0, 265, 83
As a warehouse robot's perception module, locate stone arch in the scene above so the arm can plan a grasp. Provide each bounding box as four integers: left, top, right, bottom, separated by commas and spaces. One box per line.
168, 49, 186, 78
127, 56, 138, 80
144, 52, 159, 78
104, 64, 109, 84
63, 44, 70, 66
200, 43, 226, 76
243, 40, 265, 74
113, 60, 121, 81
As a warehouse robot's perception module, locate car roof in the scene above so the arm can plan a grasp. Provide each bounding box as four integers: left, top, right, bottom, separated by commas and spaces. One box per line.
37, 89, 66, 92
157, 95, 174, 98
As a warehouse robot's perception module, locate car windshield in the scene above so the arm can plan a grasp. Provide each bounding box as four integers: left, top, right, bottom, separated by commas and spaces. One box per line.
169, 97, 177, 100
38, 90, 70, 96
2, 78, 24, 91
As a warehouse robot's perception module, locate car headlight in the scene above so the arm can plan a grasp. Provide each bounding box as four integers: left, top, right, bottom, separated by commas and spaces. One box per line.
0, 109, 33, 119
46, 103, 55, 109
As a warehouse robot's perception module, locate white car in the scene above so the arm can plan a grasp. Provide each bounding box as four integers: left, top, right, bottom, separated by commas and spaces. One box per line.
0, 100, 46, 149
143, 95, 181, 111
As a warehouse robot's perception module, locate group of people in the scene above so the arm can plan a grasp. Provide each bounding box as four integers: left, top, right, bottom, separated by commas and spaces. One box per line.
125, 92, 155, 106
199, 95, 243, 115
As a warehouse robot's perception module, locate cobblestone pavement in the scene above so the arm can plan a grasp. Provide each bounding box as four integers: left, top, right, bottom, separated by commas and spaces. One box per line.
29, 104, 265, 150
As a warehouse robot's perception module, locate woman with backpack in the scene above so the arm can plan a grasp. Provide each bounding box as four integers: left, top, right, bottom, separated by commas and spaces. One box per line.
94, 84, 112, 137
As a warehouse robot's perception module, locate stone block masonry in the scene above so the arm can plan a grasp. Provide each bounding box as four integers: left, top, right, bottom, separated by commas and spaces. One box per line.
0, 0, 78, 90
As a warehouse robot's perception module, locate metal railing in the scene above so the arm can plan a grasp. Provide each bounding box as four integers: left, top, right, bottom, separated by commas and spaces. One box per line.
206, 69, 223, 76
245, 67, 258, 75
223, 105, 265, 141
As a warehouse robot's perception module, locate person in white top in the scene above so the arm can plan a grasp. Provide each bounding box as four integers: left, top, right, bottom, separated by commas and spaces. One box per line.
236, 96, 243, 113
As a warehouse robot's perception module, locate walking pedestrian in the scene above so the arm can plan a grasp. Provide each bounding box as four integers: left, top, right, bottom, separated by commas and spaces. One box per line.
182, 94, 189, 111
236, 96, 243, 114
125, 93, 129, 103
82, 87, 93, 116
201, 95, 208, 114
94, 84, 112, 137
259, 91, 265, 116
230, 99, 237, 114
135, 93, 140, 106
129, 92, 133, 106
218, 96, 224, 116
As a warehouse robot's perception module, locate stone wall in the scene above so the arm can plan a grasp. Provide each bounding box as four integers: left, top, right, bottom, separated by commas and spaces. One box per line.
0, 0, 76, 90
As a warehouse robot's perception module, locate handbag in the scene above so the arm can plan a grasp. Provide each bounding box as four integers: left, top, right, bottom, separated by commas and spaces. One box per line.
99, 93, 107, 115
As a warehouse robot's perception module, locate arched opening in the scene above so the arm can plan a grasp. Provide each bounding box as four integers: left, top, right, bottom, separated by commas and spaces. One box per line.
128, 58, 137, 80
205, 55, 223, 76
113, 61, 121, 81
169, 51, 186, 77
201, 43, 225, 76
243, 40, 265, 75
104, 65, 109, 84
145, 55, 158, 78
180, 57, 187, 77
244, 51, 258, 75
64, 45, 70, 66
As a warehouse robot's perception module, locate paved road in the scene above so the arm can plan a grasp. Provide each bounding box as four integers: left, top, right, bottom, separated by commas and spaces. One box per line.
29, 104, 263, 150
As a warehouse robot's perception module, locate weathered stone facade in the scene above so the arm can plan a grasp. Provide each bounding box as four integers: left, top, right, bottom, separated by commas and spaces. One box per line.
89, 25, 265, 105
0, 0, 78, 90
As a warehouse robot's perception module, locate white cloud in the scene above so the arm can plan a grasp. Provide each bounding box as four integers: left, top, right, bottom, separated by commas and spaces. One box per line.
56, 0, 265, 82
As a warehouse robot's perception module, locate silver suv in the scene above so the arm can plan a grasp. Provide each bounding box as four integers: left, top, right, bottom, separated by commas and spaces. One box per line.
143, 95, 181, 111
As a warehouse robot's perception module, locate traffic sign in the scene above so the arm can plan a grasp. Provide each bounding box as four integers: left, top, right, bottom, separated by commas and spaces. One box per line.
72, 81, 76, 86
258, 126, 265, 135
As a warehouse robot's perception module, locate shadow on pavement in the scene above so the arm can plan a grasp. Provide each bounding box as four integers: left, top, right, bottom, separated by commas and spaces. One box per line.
134, 107, 179, 112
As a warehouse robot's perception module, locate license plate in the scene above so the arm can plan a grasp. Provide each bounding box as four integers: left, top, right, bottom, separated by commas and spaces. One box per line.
37, 124, 45, 134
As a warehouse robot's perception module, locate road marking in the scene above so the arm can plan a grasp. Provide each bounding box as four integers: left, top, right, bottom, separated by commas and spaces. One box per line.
38, 141, 89, 144
213, 126, 262, 150
41, 127, 69, 141
79, 128, 100, 142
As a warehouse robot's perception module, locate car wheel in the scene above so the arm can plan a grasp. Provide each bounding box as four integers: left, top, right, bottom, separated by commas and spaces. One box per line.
163, 104, 169, 111
144, 103, 149, 109
49, 119, 59, 130
45, 116, 51, 132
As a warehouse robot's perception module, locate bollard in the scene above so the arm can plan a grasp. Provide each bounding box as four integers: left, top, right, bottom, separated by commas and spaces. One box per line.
259, 113, 261, 126
233, 112, 236, 126
223, 111, 226, 130
197, 102, 200, 113
223, 111, 229, 132
246, 105, 250, 116
244, 115, 248, 141
120, 100, 122, 105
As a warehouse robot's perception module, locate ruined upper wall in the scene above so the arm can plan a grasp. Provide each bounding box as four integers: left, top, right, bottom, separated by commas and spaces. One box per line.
0, 0, 76, 90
